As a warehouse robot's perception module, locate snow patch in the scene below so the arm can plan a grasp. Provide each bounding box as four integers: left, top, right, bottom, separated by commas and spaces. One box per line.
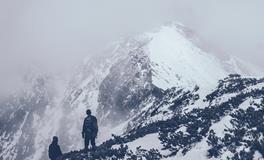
173, 138, 209, 160
126, 133, 162, 152
144, 25, 228, 95
210, 115, 233, 138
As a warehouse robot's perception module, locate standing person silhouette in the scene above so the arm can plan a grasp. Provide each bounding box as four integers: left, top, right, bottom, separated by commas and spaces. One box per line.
48, 136, 63, 160
82, 109, 98, 151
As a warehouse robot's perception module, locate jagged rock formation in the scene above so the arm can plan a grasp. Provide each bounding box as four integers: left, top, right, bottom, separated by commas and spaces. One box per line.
64, 75, 264, 160
98, 50, 154, 125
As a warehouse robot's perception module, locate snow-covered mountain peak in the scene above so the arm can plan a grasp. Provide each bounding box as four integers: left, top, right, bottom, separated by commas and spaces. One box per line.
137, 24, 228, 93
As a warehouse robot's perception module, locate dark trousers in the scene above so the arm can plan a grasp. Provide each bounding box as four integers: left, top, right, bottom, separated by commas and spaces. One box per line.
84, 135, 96, 150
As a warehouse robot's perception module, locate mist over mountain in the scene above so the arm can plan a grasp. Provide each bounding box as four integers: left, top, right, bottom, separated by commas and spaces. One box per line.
1, 23, 263, 160
1, 0, 264, 98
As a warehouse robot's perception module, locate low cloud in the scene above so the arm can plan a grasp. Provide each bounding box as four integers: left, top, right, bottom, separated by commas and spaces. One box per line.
0, 0, 263, 95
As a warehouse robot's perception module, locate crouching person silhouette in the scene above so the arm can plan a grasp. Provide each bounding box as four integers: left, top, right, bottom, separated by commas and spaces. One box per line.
48, 136, 63, 160
82, 109, 98, 151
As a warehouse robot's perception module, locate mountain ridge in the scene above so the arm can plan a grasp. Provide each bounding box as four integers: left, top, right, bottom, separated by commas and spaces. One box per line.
0, 24, 263, 160
63, 74, 264, 160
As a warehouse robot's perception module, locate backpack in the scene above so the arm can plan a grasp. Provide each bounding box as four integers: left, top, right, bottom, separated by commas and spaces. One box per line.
84, 116, 94, 133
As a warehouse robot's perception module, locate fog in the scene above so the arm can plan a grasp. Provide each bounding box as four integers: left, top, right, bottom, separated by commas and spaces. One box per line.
0, 0, 263, 95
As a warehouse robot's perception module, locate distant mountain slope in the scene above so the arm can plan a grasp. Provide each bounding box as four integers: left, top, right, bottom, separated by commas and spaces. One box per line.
0, 74, 53, 160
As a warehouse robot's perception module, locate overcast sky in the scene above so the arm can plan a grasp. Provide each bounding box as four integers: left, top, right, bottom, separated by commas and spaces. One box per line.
0, 0, 263, 95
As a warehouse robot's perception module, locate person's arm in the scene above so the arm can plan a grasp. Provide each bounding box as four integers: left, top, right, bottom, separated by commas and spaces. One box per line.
58, 145, 62, 156
49, 145, 55, 159
82, 119, 85, 138
94, 117, 98, 136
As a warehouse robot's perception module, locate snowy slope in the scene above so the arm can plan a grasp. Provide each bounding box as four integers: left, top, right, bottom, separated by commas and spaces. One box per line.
145, 24, 228, 93
64, 75, 264, 160
95, 23, 248, 126
81, 75, 264, 159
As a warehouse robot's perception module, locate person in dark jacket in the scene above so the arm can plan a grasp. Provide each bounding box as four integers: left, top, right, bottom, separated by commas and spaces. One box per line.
82, 109, 98, 151
48, 136, 63, 160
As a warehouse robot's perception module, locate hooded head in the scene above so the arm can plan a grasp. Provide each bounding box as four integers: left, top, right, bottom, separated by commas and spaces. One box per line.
52, 136, 59, 144
86, 109, 91, 115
